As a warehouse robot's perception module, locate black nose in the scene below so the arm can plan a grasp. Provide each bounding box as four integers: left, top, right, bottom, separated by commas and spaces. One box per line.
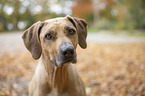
61, 44, 74, 57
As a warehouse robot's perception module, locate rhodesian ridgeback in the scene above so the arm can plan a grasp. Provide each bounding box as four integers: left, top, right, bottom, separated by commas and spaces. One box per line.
22, 15, 88, 96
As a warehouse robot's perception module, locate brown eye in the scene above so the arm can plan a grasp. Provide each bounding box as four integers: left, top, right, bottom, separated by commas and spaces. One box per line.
69, 29, 75, 35
45, 33, 53, 40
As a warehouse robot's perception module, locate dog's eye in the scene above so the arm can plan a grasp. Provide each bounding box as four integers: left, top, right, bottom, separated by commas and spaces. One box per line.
45, 33, 53, 40
68, 29, 75, 35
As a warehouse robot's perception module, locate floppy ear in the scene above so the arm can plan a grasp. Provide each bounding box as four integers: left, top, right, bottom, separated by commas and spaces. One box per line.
22, 21, 44, 60
66, 15, 88, 49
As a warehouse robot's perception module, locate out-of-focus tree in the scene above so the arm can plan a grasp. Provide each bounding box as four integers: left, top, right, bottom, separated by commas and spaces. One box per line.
12, 1, 20, 30
72, 0, 93, 21
0, 0, 145, 32
128, 0, 145, 29
0, 0, 74, 32
72, 0, 145, 30
0, 0, 34, 31
0, 0, 9, 31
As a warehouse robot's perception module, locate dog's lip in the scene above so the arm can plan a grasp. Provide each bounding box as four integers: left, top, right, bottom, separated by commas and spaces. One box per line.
64, 59, 76, 64
58, 61, 76, 67
56, 58, 77, 67
55, 52, 77, 67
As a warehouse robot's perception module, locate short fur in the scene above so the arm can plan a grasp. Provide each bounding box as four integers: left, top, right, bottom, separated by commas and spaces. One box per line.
22, 16, 88, 96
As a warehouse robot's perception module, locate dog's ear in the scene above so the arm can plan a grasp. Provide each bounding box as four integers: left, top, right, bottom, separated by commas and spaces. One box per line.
22, 21, 44, 60
66, 15, 88, 49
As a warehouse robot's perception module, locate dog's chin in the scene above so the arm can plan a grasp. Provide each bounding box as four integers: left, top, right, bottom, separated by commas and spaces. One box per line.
53, 58, 77, 67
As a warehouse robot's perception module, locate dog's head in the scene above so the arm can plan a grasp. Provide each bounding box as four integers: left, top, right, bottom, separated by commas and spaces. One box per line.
22, 16, 87, 67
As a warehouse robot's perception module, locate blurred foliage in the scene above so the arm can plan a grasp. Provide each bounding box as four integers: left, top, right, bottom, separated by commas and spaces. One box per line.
0, 0, 67, 32
73, 0, 145, 30
0, 43, 145, 96
0, 0, 145, 32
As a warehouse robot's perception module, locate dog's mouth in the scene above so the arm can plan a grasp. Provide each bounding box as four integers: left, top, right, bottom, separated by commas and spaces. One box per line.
62, 56, 77, 65
53, 52, 77, 67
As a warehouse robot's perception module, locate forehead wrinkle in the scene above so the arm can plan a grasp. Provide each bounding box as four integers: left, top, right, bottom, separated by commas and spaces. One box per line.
45, 19, 66, 28
42, 18, 74, 36
52, 19, 67, 33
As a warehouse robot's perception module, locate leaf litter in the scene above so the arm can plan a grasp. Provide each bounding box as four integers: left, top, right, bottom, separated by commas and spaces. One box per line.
0, 43, 145, 96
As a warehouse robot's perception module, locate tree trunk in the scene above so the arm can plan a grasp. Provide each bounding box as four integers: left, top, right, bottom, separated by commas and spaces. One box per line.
12, 0, 19, 30
92, 0, 100, 28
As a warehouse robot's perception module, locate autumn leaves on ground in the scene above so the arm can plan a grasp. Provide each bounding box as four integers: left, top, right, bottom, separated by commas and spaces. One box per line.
0, 43, 145, 96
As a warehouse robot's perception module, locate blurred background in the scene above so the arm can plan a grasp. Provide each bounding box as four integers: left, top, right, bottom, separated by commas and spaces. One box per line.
0, 0, 145, 96
0, 0, 145, 32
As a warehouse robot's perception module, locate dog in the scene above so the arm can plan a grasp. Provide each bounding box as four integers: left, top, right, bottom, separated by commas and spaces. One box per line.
22, 15, 87, 96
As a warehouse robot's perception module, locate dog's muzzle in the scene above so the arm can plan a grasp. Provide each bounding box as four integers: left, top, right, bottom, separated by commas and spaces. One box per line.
56, 42, 77, 67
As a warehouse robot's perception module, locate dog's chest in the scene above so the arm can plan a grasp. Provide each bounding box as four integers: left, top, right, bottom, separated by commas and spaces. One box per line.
47, 88, 69, 96
48, 89, 57, 96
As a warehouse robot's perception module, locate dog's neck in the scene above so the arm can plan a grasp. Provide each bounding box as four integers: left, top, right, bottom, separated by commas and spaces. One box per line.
40, 53, 71, 91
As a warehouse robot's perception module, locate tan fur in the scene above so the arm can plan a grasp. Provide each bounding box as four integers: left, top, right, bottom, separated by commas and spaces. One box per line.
23, 16, 87, 96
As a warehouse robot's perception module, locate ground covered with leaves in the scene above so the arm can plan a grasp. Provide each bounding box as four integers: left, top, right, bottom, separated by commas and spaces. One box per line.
0, 43, 145, 96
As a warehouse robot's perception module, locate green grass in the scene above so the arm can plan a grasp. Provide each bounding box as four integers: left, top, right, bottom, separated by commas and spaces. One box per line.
127, 33, 145, 37
88, 28, 145, 38
88, 27, 100, 33
108, 31, 145, 38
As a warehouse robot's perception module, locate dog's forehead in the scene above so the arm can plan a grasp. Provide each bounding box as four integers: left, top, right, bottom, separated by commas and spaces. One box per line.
41, 17, 75, 36
42, 17, 75, 32
44, 17, 71, 25
43, 17, 74, 30
45, 17, 65, 23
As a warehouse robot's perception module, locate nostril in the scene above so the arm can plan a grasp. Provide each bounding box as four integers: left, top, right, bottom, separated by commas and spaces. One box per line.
70, 50, 74, 55
63, 51, 68, 56
62, 50, 74, 57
